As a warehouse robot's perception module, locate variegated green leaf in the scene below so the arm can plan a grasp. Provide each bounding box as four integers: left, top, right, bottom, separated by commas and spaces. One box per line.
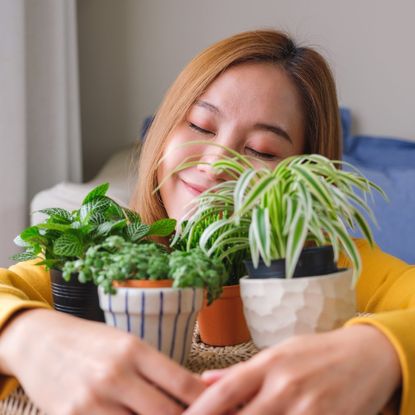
252, 207, 271, 265
291, 165, 334, 209
148, 218, 176, 237
285, 210, 308, 279
37, 223, 71, 232
236, 175, 276, 217
234, 169, 257, 214
53, 234, 83, 257
36, 208, 72, 222
82, 183, 109, 205
331, 221, 361, 286
126, 223, 150, 241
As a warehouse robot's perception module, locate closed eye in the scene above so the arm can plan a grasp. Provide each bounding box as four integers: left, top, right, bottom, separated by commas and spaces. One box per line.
188, 122, 214, 135
246, 147, 277, 161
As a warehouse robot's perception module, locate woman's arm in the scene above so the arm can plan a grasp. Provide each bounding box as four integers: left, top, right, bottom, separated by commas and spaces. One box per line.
185, 324, 401, 415
0, 308, 205, 415
341, 239, 415, 414
186, 242, 415, 415
0, 263, 206, 414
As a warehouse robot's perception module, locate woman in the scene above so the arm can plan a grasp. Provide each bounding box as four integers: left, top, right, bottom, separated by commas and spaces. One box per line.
0, 30, 413, 415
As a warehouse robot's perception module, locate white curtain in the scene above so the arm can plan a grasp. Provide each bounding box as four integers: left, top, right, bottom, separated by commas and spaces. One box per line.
0, 0, 81, 266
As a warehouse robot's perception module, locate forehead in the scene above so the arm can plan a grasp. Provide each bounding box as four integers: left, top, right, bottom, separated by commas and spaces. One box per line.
195, 62, 303, 122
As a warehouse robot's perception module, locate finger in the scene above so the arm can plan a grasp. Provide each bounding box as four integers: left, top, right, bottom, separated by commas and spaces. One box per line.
201, 368, 231, 386
89, 403, 133, 415
183, 363, 263, 415
114, 372, 185, 415
238, 390, 283, 415
135, 343, 206, 405
54, 398, 133, 415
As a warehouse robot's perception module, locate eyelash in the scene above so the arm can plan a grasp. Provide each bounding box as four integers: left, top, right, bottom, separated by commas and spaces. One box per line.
246, 147, 276, 161
188, 122, 214, 135
188, 122, 276, 161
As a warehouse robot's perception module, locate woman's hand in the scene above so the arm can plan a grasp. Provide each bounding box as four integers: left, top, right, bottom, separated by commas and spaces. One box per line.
0, 308, 205, 415
184, 325, 402, 415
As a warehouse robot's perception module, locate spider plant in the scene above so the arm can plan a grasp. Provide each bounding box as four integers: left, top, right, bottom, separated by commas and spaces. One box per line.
168, 145, 386, 286
165, 143, 255, 284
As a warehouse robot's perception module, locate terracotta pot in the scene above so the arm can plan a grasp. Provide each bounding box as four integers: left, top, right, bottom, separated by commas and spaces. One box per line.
197, 284, 251, 346
113, 279, 173, 288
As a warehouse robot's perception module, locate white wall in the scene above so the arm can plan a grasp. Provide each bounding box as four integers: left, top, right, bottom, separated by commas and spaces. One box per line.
131, 0, 415, 140
78, 0, 414, 180
0, 0, 26, 267
78, 0, 134, 181
0, 0, 81, 266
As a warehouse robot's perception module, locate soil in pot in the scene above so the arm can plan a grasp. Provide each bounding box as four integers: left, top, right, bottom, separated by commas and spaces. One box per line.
244, 245, 339, 279
50, 268, 105, 322
197, 284, 251, 346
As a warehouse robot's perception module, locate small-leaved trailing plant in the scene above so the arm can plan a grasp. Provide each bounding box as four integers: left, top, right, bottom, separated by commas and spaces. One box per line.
62, 235, 227, 304
167, 142, 386, 286
11, 183, 176, 271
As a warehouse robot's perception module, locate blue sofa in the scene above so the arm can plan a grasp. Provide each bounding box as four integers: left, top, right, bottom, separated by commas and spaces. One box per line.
341, 108, 415, 264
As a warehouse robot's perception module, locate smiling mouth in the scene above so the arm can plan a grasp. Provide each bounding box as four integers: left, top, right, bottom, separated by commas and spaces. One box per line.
181, 179, 207, 196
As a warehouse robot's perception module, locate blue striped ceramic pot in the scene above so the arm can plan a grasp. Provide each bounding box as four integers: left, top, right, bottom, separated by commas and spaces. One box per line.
98, 285, 203, 365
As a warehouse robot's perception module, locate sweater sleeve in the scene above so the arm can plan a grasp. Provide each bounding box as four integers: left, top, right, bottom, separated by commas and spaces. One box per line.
0, 261, 53, 399
339, 240, 415, 415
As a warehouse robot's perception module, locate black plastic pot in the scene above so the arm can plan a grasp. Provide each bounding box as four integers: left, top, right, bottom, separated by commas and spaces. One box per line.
244, 245, 339, 279
50, 269, 105, 322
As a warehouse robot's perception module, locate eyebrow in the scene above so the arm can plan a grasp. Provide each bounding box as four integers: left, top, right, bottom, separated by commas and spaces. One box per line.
194, 99, 292, 144
195, 99, 220, 114
253, 123, 292, 144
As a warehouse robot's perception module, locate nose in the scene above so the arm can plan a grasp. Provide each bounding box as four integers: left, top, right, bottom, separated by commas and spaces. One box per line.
196, 144, 234, 182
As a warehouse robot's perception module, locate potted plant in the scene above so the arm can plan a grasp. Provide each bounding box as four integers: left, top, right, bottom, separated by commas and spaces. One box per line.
11, 183, 176, 322
169, 150, 254, 346
172, 147, 385, 348
63, 235, 227, 364
171, 213, 250, 347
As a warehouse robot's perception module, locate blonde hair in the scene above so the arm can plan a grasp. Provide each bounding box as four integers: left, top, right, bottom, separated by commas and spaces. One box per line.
130, 30, 341, 224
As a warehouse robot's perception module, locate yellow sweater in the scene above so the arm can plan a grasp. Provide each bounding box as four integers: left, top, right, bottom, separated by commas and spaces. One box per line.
0, 240, 414, 414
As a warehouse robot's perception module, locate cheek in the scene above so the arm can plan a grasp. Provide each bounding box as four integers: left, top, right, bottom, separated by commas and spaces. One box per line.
158, 144, 194, 183
156, 130, 202, 220
159, 127, 207, 178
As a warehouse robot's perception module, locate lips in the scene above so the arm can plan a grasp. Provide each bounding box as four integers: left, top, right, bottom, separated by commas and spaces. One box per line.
180, 178, 210, 196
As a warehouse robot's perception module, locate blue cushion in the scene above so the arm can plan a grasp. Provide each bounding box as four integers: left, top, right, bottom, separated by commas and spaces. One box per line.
341, 108, 415, 263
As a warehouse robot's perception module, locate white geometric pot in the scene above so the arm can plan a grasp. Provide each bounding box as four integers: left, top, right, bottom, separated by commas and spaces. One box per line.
240, 268, 356, 349
98, 286, 203, 364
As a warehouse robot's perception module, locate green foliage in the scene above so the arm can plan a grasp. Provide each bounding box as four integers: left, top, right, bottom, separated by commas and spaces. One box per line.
62, 236, 169, 294
171, 190, 248, 285
63, 236, 227, 303
172, 148, 386, 286
169, 248, 228, 304
11, 183, 176, 270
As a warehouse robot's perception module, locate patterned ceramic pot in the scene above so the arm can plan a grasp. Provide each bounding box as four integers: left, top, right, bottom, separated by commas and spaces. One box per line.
98, 284, 203, 364
240, 268, 355, 349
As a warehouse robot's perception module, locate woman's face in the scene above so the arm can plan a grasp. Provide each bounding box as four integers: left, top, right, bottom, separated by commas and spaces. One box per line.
158, 62, 306, 220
